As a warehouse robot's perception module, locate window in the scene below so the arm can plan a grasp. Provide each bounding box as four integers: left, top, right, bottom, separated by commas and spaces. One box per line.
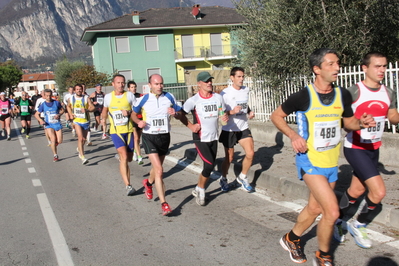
147, 68, 161, 78
145, 36, 159, 51
118, 70, 132, 81
115, 37, 129, 53
182, 35, 194, 58
210, 33, 223, 56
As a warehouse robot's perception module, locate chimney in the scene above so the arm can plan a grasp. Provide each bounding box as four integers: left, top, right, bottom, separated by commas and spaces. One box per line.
132, 10, 140, 25
191, 4, 201, 20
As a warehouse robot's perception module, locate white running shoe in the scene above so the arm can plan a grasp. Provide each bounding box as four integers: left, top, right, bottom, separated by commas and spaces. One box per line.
236, 176, 253, 192
72, 129, 76, 137
348, 220, 372, 248
133, 152, 138, 161
126, 185, 136, 196
192, 188, 206, 206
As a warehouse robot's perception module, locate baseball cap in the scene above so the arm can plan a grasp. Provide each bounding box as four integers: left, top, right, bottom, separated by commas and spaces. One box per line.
0, 92, 5, 95
95, 83, 102, 87
197, 71, 214, 82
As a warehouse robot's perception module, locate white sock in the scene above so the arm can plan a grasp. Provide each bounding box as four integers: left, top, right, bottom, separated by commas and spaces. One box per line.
239, 173, 247, 179
196, 186, 205, 191
87, 131, 91, 142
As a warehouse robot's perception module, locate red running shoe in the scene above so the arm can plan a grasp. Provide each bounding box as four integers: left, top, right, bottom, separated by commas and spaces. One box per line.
142, 179, 153, 200
161, 202, 172, 216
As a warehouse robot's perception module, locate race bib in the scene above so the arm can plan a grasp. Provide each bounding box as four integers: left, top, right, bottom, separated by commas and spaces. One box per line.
236, 100, 248, 115
201, 102, 218, 119
313, 120, 341, 152
74, 108, 85, 119
112, 110, 128, 126
21, 106, 28, 113
1, 108, 8, 114
47, 113, 57, 124
148, 115, 168, 134
360, 116, 385, 143
97, 97, 104, 105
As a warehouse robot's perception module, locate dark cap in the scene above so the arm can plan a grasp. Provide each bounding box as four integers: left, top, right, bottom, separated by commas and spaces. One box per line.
197, 71, 214, 82
95, 83, 102, 87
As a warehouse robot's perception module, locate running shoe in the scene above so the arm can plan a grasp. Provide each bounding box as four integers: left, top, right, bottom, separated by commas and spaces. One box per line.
133, 152, 138, 161
236, 176, 253, 192
219, 177, 230, 192
142, 179, 153, 200
26, 135, 30, 139
333, 221, 345, 243
1, 129, 5, 137
115, 154, 120, 162
138, 157, 143, 165
161, 202, 172, 216
72, 129, 76, 137
7, 136, 11, 141
86, 141, 93, 146
126, 185, 136, 196
313, 251, 334, 266
279, 233, 307, 263
101, 133, 108, 140
79, 155, 89, 165
53, 155, 59, 162
21, 128, 25, 133
348, 220, 372, 248
192, 188, 206, 206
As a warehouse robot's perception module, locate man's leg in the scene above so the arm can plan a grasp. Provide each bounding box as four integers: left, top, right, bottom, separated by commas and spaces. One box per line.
221, 147, 234, 177
148, 154, 166, 203
116, 145, 133, 186
20, 119, 26, 133
76, 125, 87, 158
26, 119, 31, 137
238, 136, 254, 176
46, 128, 58, 156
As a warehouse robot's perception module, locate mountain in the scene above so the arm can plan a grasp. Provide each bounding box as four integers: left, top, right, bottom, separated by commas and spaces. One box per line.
0, 0, 194, 66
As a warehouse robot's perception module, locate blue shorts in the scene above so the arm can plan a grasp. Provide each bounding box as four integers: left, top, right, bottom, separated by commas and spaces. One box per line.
74, 122, 90, 131
111, 132, 134, 152
45, 123, 62, 131
344, 147, 379, 181
295, 153, 338, 183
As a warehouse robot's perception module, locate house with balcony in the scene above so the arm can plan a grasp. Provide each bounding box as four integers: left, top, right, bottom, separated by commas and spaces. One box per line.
15, 73, 56, 97
80, 6, 246, 86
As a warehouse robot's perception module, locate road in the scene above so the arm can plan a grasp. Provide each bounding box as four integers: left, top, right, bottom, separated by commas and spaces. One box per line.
0, 119, 398, 266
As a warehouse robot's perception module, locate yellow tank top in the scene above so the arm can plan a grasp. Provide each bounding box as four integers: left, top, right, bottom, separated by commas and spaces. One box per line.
108, 91, 133, 134
72, 96, 89, 124
296, 84, 343, 168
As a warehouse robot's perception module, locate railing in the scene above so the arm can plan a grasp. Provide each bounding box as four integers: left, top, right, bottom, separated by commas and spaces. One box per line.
174, 45, 238, 60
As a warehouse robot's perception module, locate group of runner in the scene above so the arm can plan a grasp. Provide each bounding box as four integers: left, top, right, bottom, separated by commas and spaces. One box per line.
0, 50, 397, 265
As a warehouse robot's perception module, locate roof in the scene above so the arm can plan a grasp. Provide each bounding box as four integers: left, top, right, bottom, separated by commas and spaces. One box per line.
81, 6, 246, 43
21, 73, 55, 82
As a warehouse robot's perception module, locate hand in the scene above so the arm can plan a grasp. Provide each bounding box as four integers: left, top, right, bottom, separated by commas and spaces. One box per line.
232, 105, 242, 115
190, 123, 201, 133
167, 107, 176, 116
80, 108, 86, 113
221, 113, 229, 123
291, 134, 308, 153
360, 113, 376, 128
138, 120, 146, 129
248, 111, 255, 119
121, 110, 129, 117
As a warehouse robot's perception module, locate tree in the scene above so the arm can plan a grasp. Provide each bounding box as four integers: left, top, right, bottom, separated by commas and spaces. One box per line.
65, 65, 111, 89
0, 61, 23, 95
54, 57, 85, 94
233, 0, 399, 82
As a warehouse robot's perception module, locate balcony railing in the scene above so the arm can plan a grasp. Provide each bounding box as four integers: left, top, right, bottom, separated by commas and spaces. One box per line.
175, 45, 238, 60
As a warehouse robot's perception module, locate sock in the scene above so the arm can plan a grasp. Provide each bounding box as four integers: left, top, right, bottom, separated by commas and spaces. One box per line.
239, 173, 247, 179
339, 191, 359, 219
318, 250, 331, 257
196, 186, 205, 191
87, 131, 91, 142
26, 127, 30, 135
288, 230, 300, 241
221, 176, 227, 180
357, 196, 381, 224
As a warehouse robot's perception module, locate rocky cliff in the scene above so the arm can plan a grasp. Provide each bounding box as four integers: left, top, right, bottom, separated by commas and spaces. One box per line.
0, 0, 193, 64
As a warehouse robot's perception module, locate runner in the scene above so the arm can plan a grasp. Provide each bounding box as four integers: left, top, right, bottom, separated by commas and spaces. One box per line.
63, 86, 75, 131
271, 48, 375, 265
335, 52, 399, 248
67, 84, 95, 165
132, 74, 181, 215
14, 91, 34, 139
81, 83, 92, 145
0, 92, 13, 140
89, 83, 108, 139
34, 89, 64, 162
219, 67, 255, 192
102, 75, 137, 196
178, 71, 228, 206
127, 80, 144, 165
35, 90, 51, 145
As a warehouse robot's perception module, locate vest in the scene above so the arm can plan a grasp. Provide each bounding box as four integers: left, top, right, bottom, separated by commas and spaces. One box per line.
108, 91, 133, 134
19, 99, 31, 116
72, 95, 90, 123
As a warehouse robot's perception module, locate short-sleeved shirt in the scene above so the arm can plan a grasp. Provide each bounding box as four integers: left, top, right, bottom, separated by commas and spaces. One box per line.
133, 92, 181, 135
37, 100, 63, 125
183, 92, 225, 142
220, 86, 250, 132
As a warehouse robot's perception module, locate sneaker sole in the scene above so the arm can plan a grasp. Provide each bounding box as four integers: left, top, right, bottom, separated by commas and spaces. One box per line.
279, 237, 307, 264
348, 225, 372, 249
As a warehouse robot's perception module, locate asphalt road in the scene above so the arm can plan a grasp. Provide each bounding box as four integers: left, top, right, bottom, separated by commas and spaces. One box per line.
0, 118, 398, 266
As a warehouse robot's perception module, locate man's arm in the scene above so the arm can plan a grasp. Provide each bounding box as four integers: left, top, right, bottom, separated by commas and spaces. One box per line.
271, 106, 307, 153
343, 112, 376, 131
86, 96, 95, 112
387, 108, 399, 125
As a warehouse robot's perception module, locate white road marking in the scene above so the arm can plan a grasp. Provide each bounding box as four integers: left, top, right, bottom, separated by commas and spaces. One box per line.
32, 179, 42, 187
25, 158, 32, 164
23, 152, 29, 156
37, 193, 74, 266
28, 167, 36, 173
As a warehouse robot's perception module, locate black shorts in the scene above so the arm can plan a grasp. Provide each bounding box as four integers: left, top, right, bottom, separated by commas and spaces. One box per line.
94, 107, 103, 117
194, 140, 218, 166
142, 133, 170, 156
219, 129, 253, 148
0, 114, 10, 121
20, 115, 32, 122
344, 147, 380, 181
